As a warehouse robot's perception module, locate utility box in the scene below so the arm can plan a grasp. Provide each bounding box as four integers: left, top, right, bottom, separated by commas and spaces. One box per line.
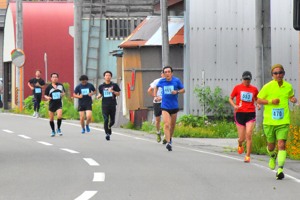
130, 109, 148, 129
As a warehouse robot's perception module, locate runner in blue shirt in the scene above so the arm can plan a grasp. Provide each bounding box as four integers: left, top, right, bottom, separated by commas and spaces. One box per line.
154, 66, 185, 151
73, 75, 96, 134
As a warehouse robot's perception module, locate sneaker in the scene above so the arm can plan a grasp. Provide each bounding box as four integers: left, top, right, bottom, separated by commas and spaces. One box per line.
106, 134, 110, 141
269, 155, 277, 170
57, 129, 62, 136
81, 128, 85, 134
244, 156, 250, 163
162, 136, 167, 145
35, 112, 39, 118
166, 143, 172, 151
237, 145, 244, 154
86, 125, 90, 133
51, 131, 55, 137
32, 112, 37, 117
156, 133, 161, 143
276, 168, 285, 180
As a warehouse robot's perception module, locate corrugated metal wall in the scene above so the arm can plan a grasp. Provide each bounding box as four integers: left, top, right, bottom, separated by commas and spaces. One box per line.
187, 0, 299, 116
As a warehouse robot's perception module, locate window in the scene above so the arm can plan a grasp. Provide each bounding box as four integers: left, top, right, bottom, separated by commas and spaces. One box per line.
106, 18, 143, 40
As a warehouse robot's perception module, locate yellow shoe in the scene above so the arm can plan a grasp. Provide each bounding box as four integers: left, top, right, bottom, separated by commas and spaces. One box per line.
237, 146, 244, 154
244, 156, 250, 163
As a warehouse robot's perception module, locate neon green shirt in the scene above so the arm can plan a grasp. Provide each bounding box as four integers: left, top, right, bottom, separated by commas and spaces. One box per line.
257, 80, 294, 125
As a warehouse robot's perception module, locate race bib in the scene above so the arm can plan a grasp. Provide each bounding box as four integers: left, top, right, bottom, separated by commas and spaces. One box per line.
241, 91, 253, 102
81, 88, 89, 95
52, 92, 61, 100
103, 90, 113, 98
164, 85, 174, 94
35, 88, 42, 94
272, 108, 284, 120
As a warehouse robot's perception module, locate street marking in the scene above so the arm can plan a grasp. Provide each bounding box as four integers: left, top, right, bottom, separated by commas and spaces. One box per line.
74, 191, 98, 200
2, 129, 14, 133
83, 158, 100, 166
60, 148, 79, 154
37, 141, 53, 146
93, 172, 105, 182
18, 135, 31, 139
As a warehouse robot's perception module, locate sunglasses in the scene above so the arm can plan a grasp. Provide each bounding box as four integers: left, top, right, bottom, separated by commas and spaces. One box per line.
243, 78, 251, 80
272, 71, 284, 75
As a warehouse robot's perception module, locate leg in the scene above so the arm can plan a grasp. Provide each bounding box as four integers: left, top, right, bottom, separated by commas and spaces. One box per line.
108, 106, 116, 129
79, 111, 85, 129
162, 110, 171, 143
245, 121, 255, 157
85, 110, 92, 132
236, 125, 246, 147
169, 113, 178, 139
102, 107, 110, 140
36, 95, 42, 113
56, 109, 63, 135
49, 111, 55, 136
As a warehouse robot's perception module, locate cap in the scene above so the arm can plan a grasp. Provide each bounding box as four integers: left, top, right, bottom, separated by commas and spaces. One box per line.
242, 71, 252, 80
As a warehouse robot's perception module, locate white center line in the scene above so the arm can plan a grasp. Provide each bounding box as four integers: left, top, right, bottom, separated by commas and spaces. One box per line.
74, 191, 98, 200
2, 129, 14, 133
83, 158, 100, 166
18, 135, 31, 139
37, 141, 53, 146
93, 172, 105, 182
60, 148, 80, 154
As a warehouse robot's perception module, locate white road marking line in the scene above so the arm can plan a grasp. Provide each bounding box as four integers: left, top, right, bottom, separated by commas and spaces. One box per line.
37, 141, 53, 146
93, 172, 105, 182
18, 135, 31, 139
74, 191, 98, 200
2, 129, 14, 133
60, 148, 79, 154
83, 158, 100, 166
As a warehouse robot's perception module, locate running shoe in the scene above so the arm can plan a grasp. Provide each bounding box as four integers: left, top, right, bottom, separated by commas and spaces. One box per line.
57, 129, 63, 136
162, 136, 167, 144
51, 131, 55, 137
276, 168, 285, 180
106, 133, 110, 141
36, 113, 39, 118
237, 145, 244, 154
81, 128, 85, 134
166, 143, 172, 151
32, 112, 37, 117
156, 132, 161, 143
86, 125, 90, 133
269, 155, 277, 170
244, 156, 250, 163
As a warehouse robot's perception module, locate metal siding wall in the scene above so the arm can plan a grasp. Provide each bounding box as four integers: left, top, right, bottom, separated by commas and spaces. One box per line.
271, 0, 299, 99
189, 0, 256, 115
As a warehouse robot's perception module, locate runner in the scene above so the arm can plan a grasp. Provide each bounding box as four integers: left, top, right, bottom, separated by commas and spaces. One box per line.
229, 71, 260, 163
73, 75, 96, 134
44, 73, 65, 137
147, 71, 165, 143
28, 70, 45, 117
154, 66, 185, 151
97, 71, 121, 141
257, 64, 297, 180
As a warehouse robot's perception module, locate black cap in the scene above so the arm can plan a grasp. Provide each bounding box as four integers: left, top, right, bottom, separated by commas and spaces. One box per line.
242, 71, 252, 80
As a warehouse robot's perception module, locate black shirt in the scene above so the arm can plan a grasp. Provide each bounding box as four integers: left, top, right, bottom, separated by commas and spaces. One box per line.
98, 82, 121, 106
74, 82, 96, 106
44, 83, 65, 107
28, 78, 45, 95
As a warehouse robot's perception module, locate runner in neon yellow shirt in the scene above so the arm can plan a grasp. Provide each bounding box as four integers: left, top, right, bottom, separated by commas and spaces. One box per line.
257, 64, 297, 180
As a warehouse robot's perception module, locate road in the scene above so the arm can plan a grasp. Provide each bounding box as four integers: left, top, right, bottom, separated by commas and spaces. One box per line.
0, 113, 300, 200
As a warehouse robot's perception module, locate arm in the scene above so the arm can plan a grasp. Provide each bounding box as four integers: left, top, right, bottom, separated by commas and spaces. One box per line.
290, 96, 297, 104
147, 86, 154, 96
257, 98, 280, 105
229, 96, 239, 111
28, 82, 34, 90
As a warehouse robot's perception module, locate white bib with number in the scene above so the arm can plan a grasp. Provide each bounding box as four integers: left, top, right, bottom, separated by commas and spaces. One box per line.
240, 91, 253, 102
164, 85, 174, 94
52, 92, 61, 100
272, 108, 284, 120
81, 88, 89, 95
103, 90, 113, 97
35, 88, 42, 94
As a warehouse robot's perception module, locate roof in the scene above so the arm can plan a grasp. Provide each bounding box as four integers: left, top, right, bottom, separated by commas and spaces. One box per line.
119, 16, 184, 48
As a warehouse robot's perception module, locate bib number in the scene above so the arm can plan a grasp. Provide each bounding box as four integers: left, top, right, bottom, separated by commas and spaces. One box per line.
81, 88, 89, 95
35, 88, 42, 94
241, 91, 253, 102
164, 86, 174, 94
272, 108, 284, 120
103, 90, 113, 97
52, 92, 61, 100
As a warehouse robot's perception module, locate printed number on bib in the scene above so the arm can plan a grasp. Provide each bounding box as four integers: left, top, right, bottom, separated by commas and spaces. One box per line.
81, 88, 89, 95
35, 88, 42, 94
164, 86, 174, 94
272, 108, 284, 120
52, 92, 61, 100
241, 91, 253, 102
103, 90, 113, 97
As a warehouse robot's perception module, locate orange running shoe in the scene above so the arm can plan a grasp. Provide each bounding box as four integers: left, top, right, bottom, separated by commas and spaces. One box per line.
244, 156, 250, 163
237, 145, 244, 154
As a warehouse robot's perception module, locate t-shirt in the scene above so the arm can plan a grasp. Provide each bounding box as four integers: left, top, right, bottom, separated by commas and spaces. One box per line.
257, 80, 294, 125
98, 82, 121, 107
74, 82, 96, 106
44, 83, 65, 107
230, 83, 258, 112
28, 78, 45, 95
156, 76, 184, 110
150, 78, 163, 103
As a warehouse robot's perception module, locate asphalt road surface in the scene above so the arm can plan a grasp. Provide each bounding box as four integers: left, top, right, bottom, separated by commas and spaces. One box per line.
1, 113, 300, 200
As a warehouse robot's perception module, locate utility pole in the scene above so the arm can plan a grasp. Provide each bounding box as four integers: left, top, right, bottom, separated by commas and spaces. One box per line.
161, 0, 169, 67
74, 0, 83, 108
255, 0, 271, 126
16, 0, 23, 110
